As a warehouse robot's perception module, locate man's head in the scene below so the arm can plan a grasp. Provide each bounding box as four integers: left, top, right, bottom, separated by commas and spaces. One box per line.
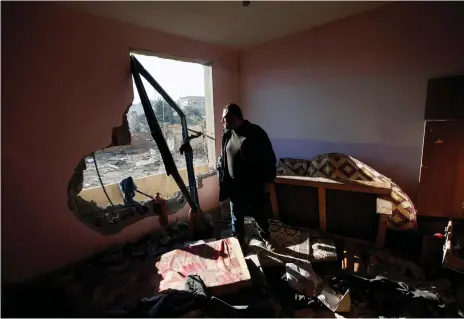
222, 103, 244, 130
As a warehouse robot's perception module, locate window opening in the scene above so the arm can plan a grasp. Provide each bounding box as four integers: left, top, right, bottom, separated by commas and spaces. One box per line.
131, 54, 199, 207
67, 53, 216, 235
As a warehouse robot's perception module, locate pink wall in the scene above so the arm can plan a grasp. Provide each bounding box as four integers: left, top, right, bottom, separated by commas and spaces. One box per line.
1, 3, 237, 283
239, 2, 464, 200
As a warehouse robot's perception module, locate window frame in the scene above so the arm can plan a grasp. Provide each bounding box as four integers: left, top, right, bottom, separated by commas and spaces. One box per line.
130, 55, 199, 210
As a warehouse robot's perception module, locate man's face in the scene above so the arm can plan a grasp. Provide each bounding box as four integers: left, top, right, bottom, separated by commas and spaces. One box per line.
221, 107, 231, 130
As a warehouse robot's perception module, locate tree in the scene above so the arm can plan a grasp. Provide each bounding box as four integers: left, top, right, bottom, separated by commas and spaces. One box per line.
136, 98, 186, 126
137, 113, 149, 131
183, 105, 204, 125
148, 98, 177, 125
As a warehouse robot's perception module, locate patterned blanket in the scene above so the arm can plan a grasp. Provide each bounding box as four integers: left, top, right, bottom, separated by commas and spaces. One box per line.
244, 218, 338, 268
276, 153, 417, 230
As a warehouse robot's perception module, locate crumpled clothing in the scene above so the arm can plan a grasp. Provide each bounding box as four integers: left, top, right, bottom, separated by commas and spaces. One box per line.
123, 275, 208, 317
333, 275, 448, 317
367, 250, 424, 284
184, 274, 207, 301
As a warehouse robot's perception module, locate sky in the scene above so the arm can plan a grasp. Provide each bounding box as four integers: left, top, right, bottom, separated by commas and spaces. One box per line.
131, 53, 205, 104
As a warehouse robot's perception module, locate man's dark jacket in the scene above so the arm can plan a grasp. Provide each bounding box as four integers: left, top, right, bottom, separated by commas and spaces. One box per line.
217, 120, 276, 202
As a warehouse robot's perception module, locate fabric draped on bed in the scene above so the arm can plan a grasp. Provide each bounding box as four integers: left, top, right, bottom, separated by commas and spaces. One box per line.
276, 153, 417, 231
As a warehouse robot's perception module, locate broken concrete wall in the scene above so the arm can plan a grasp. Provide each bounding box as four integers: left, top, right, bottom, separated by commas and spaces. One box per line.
1, 2, 237, 283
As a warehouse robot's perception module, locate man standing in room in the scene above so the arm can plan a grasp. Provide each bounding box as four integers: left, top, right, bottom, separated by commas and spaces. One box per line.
218, 103, 277, 245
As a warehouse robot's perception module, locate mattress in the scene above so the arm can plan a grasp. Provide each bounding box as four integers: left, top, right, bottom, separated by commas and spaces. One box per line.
155, 237, 251, 296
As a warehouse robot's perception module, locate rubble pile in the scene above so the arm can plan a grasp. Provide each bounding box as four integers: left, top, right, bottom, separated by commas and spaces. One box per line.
83, 143, 208, 188
3, 217, 464, 318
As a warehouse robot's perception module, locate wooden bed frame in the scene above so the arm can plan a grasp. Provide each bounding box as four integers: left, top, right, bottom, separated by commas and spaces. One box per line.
269, 175, 392, 248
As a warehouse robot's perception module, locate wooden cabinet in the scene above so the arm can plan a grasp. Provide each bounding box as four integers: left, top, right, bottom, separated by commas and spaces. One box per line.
418, 120, 464, 218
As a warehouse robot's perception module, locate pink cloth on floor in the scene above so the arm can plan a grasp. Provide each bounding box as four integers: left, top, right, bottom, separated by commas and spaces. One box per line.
154, 237, 251, 295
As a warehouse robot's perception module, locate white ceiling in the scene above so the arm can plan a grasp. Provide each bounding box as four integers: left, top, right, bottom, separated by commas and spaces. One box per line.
66, 1, 384, 49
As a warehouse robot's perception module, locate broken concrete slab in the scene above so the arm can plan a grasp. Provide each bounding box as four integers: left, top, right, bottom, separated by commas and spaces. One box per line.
317, 288, 351, 313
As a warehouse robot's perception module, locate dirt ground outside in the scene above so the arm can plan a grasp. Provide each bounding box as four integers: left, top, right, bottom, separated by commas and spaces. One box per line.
83, 136, 209, 189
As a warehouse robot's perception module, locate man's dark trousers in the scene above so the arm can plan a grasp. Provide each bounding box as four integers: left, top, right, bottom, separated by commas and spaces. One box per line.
229, 186, 272, 244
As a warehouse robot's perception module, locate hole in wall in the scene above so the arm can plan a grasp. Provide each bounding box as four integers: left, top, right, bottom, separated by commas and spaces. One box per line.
67, 52, 216, 235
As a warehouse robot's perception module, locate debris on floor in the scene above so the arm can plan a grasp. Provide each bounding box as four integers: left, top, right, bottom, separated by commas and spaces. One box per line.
286, 262, 321, 297
3, 217, 464, 318
366, 249, 425, 284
